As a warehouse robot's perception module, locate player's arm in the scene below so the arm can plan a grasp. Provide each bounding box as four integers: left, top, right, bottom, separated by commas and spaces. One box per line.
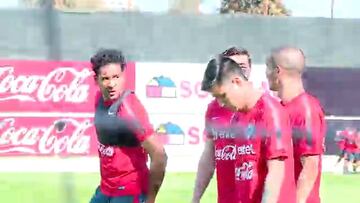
262, 159, 286, 203
296, 155, 320, 203
262, 107, 290, 203
142, 136, 167, 203
192, 139, 215, 203
128, 95, 167, 203
296, 106, 324, 203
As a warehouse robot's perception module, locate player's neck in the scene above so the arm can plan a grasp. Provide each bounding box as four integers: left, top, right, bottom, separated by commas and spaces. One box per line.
279, 78, 305, 103
244, 88, 263, 111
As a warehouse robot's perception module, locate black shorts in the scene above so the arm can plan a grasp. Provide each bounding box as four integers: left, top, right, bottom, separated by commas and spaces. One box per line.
89, 187, 146, 203
339, 150, 346, 158
344, 151, 356, 162
354, 153, 360, 162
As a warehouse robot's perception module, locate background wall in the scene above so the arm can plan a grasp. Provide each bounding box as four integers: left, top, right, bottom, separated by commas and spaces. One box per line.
0, 10, 360, 67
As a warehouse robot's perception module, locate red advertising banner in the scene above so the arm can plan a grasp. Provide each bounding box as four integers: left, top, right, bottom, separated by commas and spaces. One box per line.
0, 60, 135, 112
0, 117, 97, 156
0, 60, 135, 157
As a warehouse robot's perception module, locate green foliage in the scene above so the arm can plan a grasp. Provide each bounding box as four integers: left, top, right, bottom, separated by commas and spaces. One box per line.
220, 0, 291, 16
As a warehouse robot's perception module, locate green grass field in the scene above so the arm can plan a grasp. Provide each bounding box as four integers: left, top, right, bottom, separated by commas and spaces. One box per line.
0, 172, 359, 203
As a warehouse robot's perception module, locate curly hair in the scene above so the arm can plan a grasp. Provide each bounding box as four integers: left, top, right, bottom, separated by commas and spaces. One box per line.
90, 49, 126, 75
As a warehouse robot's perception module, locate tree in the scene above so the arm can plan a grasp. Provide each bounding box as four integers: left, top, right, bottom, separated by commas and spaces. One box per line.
220, 0, 290, 16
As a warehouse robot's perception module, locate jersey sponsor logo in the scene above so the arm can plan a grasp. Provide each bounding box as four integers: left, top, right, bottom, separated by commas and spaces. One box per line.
237, 144, 256, 155
98, 143, 114, 157
215, 144, 236, 160
245, 124, 256, 139
215, 144, 255, 160
209, 127, 236, 140
235, 161, 254, 181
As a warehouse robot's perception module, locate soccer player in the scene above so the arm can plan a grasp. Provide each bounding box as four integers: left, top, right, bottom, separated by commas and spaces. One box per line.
265, 46, 326, 203
192, 47, 252, 203
201, 56, 296, 203
334, 130, 346, 165
343, 128, 358, 173
89, 49, 167, 203
354, 131, 360, 172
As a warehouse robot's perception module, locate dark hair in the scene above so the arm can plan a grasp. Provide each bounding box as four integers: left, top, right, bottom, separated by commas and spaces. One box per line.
90, 49, 126, 75
221, 46, 252, 66
201, 56, 248, 91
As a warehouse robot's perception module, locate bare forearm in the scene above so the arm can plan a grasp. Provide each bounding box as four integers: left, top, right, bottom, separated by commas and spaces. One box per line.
192, 147, 215, 202
296, 173, 315, 203
192, 161, 214, 201
262, 160, 285, 203
296, 156, 319, 203
147, 153, 167, 202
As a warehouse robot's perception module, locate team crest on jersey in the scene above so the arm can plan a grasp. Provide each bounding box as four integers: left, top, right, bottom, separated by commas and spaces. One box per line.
245, 124, 256, 139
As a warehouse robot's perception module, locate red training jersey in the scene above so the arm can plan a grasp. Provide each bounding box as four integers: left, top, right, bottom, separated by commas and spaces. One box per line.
232, 94, 296, 203
205, 99, 237, 203
343, 130, 358, 153
335, 131, 346, 151
356, 133, 360, 153
95, 91, 154, 197
282, 92, 326, 203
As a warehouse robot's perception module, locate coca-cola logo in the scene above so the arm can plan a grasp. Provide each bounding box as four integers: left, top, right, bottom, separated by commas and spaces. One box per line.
98, 143, 114, 157
235, 161, 254, 181
215, 145, 236, 160
0, 66, 92, 103
0, 118, 92, 155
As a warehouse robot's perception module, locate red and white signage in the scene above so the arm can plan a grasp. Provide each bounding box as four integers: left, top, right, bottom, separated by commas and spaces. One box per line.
0, 117, 96, 156
0, 60, 135, 157
0, 60, 269, 159
135, 62, 213, 115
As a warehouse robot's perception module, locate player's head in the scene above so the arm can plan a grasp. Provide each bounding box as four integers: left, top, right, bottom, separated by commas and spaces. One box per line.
201, 55, 250, 111
266, 46, 305, 91
91, 49, 127, 100
222, 46, 252, 78
348, 127, 357, 133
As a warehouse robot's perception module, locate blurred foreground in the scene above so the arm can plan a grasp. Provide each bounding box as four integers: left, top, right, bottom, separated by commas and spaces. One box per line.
0, 172, 359, 203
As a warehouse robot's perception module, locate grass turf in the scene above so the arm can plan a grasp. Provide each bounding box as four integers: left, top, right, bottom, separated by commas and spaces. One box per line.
0, 172, 358, 203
